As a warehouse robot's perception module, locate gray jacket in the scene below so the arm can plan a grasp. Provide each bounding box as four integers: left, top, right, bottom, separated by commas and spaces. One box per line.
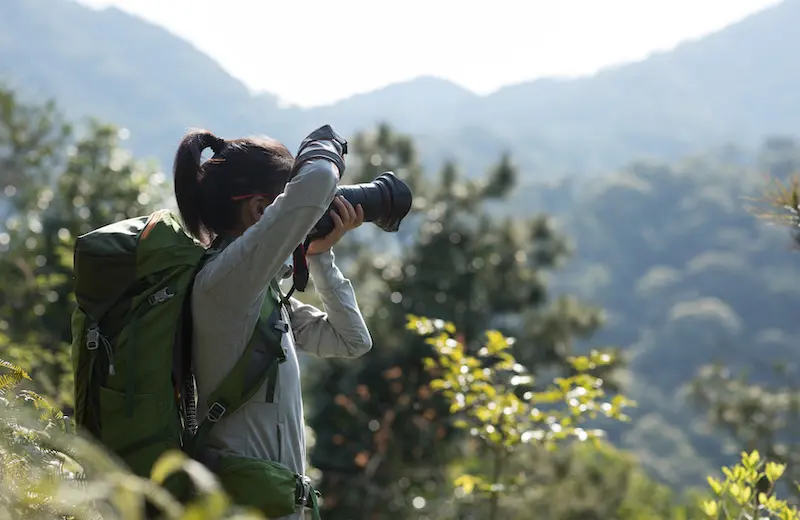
190, 144, 372, 518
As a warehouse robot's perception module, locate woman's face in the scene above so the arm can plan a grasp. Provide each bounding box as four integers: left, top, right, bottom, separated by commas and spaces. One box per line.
234, 174, 289, 233
237, 195, 273, 233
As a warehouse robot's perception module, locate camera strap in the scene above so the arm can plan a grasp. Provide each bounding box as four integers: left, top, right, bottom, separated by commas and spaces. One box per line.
286, 240, 310, 299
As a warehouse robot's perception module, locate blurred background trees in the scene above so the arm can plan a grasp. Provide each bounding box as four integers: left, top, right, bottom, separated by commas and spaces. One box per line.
0, 85, 167, 409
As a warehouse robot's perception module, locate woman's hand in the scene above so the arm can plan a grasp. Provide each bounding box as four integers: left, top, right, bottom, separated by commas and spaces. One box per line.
307, 196, 364, 255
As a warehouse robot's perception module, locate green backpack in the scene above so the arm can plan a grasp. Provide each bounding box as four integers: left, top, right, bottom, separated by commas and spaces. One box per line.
70, 209, 321, 519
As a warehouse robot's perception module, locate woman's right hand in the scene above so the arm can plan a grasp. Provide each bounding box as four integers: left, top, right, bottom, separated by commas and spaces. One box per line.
307, 197, 364, 255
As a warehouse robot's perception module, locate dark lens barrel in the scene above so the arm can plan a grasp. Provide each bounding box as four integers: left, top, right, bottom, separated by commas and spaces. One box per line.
308, 171, 412, 241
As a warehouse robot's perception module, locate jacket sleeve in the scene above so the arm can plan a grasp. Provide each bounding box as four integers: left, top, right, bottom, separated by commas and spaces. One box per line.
193, 146, 339, 303
289, 249, 373, 358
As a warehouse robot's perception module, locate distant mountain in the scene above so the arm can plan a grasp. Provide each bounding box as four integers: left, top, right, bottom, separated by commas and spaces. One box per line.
472, 0, 800, 172
0, 0, 303, 171
307, 76, 477, 130
1, 0, 799, 178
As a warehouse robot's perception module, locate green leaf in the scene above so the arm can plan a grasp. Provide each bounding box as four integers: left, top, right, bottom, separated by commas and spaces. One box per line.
150, 450, 189, 485
707, 477, 723, 495
701, 500, 718, 517
765, 461, 786, 483
453, 474, 484, 495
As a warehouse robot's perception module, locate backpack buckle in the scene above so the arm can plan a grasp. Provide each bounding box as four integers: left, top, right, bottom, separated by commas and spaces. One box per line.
274, 319, 289, 333
148, 287, 175, 306
295, 476, 312, 507
206, 402, 227, 423
86, 326, 100, 350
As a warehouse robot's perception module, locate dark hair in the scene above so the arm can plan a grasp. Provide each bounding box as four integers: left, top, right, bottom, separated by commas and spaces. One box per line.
173, 129, 294, 245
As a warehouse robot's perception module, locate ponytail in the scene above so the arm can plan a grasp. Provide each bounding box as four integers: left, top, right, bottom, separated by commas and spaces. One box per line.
172, 129, 294, 245
173, 129, 225, 245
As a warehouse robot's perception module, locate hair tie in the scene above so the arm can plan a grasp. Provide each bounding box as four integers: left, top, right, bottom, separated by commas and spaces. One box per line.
209, 136, 226, 155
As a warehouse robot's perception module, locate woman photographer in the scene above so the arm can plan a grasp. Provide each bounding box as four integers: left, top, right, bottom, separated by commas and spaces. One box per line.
173, 125, 372, 519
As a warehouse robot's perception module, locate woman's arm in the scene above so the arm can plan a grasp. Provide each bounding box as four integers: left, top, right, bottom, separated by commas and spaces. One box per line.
289, 249, 372, 358
194, 139, 341, 300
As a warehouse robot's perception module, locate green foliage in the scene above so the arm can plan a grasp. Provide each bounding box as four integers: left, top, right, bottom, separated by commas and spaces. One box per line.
691, 361, 800, 504
0, 360, 80, 518
0, 359, 263, 520
0, 84, 167, 408
408, 315, 634, 519
703, 451, 799, 520
495, 441, 698, 520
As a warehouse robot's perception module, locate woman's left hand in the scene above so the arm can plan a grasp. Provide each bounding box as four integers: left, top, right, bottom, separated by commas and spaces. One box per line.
307, 196, 364, 255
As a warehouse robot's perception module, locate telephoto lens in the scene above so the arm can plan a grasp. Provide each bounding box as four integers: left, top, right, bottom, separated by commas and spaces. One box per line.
308, 171, 412, 241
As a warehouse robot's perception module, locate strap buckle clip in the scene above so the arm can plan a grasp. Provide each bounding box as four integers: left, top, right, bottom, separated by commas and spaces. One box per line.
86, 326, 100, 351
274, 319, 289, 333
206, 402, 227, 423
296, 475, 313, 507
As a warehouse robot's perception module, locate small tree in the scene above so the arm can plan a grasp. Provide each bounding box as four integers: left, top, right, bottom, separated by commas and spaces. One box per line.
407, 315, 634, 520
704, 450, 799, 520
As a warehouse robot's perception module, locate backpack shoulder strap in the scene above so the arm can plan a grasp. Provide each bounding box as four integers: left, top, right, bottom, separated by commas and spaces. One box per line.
186, 236, 288, 456
207, 282, 286, 413
187, 286, 285, 455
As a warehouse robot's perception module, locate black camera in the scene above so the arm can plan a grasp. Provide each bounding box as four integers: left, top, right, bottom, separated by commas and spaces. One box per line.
307, 171, 413, 241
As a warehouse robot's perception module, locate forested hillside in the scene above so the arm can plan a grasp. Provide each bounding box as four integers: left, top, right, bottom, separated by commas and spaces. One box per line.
544, 139, 800, 486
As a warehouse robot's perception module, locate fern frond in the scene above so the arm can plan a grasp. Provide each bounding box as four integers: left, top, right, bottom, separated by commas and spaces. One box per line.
15, 390, 64, 424
0, 360, 32, 393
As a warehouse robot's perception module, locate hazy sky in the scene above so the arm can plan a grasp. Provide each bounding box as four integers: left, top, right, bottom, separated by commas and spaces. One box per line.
78, 0, 781, 108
